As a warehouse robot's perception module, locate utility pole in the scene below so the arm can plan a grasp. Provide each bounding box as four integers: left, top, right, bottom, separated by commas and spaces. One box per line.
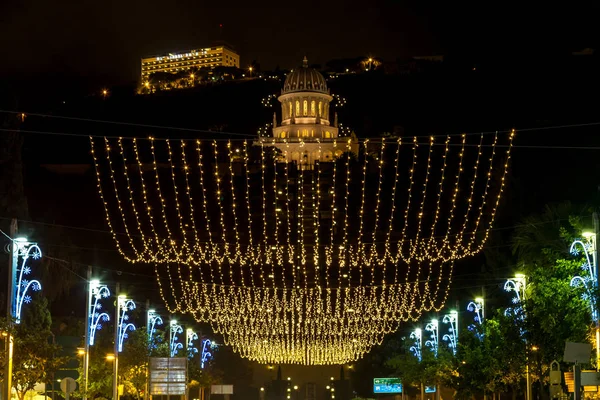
593, 211, 599, 371
83, 266, 92, 400
3, 219, 18, 400
113, 283, 120, 400
145, 299, 150, 400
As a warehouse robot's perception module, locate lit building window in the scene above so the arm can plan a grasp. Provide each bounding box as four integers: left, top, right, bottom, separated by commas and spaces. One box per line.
325, 131, 331, 138
281, 132, 287, 138
302, 129, 309, 137
310, 101, 316, 116
289, 103, 293, 118
296, 101, 300, 116
303, 100, 308, 116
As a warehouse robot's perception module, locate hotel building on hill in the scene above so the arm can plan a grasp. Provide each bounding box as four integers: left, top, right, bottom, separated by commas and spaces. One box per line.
140, 45, 240, 82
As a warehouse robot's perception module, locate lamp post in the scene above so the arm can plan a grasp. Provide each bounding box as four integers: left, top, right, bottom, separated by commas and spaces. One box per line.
505, 274, 528, 400
410, 328, 424, 400
442, 310, 458, 355
113, 286, 136, 400
4, 223, 43, 400
425, 319, 440, 400
170, 320, 183, 357
200, 339, 212, 368
467, 297, 484, 339
570, 213, 599, 370
85, 275, 110, 400
147, 308, 163, 349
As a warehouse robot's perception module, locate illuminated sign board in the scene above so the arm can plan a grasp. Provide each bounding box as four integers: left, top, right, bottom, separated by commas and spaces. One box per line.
373, 378, 402, 394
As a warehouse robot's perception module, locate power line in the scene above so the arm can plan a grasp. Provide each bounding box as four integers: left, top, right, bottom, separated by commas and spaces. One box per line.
0, 110, 256, 137
2, 109, 600, 143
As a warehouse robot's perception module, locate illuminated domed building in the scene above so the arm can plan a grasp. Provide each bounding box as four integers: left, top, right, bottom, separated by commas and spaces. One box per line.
260, 57, 357, 167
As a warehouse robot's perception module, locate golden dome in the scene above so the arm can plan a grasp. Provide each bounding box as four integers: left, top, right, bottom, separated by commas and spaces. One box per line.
282, 57, 328, 95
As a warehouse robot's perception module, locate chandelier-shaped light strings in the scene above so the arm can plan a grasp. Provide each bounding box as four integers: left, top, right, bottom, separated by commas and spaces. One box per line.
90, 133, 513, 272
90, 132, 514, 364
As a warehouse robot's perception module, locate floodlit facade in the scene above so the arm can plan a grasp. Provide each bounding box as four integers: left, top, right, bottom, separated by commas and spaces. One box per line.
141, 46, 240, 81
260, 57, 357, 167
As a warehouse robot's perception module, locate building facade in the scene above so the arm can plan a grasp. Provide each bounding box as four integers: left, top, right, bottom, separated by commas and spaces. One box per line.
141, 45, 240, 82
260, 57, 357, 167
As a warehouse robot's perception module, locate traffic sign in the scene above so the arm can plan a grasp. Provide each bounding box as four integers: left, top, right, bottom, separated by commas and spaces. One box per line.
60, 377, 76, 400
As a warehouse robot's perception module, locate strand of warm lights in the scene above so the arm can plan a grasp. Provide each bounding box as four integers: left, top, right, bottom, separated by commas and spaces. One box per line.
90, 133, 514, 364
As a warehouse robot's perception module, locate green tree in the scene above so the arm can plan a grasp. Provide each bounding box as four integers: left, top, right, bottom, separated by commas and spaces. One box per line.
11, 297, 67, 400
120, 328, 150, 400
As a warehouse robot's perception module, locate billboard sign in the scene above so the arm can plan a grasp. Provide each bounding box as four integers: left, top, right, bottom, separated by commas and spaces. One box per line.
373, 378, 402, 394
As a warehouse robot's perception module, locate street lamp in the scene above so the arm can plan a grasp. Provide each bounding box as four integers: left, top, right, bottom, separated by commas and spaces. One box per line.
201, 339, 212, 368
425, 319, 439, 357
114, 291, 136, 400
147, 309, 163, 349
570, 218, 599, 371
85, 278, 110, 400
4, 232, 42, 400
186, 328, 198, 358
442, 310, 458, 355
467, 297, 484, 338
505, 275, 529, 400
409, 328, 422, 362
170, 320, 183, 357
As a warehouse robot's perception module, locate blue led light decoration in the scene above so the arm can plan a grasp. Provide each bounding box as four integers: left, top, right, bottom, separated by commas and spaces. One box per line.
442, 310, 458, 355
201, 339, 213, 368
170, 320, 183, 357
504, 275, 526, 320
570, 236, 598, 322
88, 280, 110, 346
13, 238, 42, 324
117, 295, 136, 352
424, 319, 439, 357
187, 329, 198, 358
147, 309, 163, 346
409, 328, 422, 362
467, 298, 484, 337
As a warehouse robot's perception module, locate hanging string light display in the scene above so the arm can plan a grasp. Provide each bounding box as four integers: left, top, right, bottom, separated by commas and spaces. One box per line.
90, 131, 514, 364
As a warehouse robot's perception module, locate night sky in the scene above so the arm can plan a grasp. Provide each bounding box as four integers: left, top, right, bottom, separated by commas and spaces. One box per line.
1, 0, 598, 85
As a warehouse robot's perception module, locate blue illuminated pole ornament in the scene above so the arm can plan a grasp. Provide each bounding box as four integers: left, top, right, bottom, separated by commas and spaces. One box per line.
187, 329, 199, 358
570, 237, 598, 322
14, 238, 42, 324
409, 328, 422, 362
89, 280, 111, 346
425, 319, 439, 357
147, 309, 163, 347
467, 297, 484, 337
201, 339, 213, 368
170, 320, 184, 357
117, 295, 136, 352
442, 310, 458, 355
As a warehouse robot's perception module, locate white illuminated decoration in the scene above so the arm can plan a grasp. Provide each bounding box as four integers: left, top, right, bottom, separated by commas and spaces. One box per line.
467, 298, 484, 339
570, 236, 598, 322
147, 309, 163, 346
170, 320, 183, 357
410, 328, 422, 362
88, 280, 110, 346
442, 310, 458, 355
90, 129, 514, 364
201, 339, 213, 368
14, 238, 42, 324
187, 329, 199, 358
117, 295, 136, 352
425, 319, 439, 357
504, 275, 526, 319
